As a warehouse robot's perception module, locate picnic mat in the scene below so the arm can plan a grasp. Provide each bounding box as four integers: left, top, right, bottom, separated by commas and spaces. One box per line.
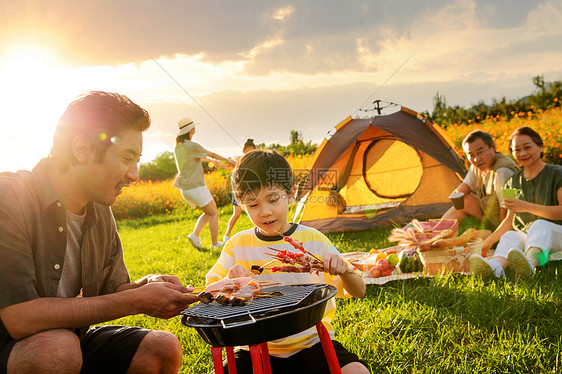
345, 250, 562, 285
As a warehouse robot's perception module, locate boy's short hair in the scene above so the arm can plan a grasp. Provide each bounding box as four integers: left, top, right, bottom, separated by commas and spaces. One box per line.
462, 130, 495, 149
51, 91, 150, 170
232, 149, 293, 203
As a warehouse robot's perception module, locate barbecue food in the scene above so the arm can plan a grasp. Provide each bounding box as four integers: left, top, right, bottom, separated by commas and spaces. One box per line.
198, 276, 264, 306
271, 265, 320, 273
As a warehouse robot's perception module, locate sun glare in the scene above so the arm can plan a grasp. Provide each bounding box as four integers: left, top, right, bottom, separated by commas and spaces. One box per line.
0, 43, 77, 171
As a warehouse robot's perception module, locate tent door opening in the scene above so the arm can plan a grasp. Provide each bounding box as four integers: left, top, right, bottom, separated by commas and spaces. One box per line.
338, 138, 423, 215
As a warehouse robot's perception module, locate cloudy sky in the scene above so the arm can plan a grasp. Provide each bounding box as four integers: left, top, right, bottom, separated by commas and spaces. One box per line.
1, 0, 561, 172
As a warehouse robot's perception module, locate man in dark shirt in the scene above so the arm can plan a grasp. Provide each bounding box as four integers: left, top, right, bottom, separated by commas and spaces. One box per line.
0, 92, 198, 373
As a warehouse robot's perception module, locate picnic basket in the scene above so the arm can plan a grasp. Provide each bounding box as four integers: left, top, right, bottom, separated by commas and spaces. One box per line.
418, 239, 483, 275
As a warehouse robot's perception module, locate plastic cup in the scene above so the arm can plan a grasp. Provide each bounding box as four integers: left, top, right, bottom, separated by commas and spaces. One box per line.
501, 188, 522, 199
449, 192, 464, 210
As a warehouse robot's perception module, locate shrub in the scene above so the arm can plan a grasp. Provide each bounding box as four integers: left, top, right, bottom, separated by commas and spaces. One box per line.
112, 180, 184, 220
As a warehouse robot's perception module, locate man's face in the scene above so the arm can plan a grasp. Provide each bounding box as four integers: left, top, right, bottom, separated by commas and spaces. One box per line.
240, 185, 292, 236
463, 138, 496, 172
83, 130, 142, 206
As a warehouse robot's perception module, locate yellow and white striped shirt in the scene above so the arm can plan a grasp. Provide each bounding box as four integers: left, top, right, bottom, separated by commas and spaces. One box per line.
206, 223, 352, 357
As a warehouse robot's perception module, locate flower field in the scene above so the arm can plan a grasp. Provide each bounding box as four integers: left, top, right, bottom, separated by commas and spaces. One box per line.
113, 154, 314, 220
443, 106, 562, 166
112, 179, 185, 220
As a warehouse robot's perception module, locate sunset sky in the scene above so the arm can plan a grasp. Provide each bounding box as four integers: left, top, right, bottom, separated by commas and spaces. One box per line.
1, 0, 561, 172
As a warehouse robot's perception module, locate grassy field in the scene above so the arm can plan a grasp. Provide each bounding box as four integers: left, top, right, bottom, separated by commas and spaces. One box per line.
111, 206, 562, 373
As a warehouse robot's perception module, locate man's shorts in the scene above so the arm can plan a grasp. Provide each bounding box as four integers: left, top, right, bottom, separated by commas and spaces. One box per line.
219, 340, 368, 374
181, 186, 214, 209
0, 325, 149, 374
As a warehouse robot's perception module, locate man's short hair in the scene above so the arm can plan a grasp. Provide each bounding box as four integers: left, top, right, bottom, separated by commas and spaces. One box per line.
232, 149, 293, 203
462, 130, 495, 149
51, 91, 150, 169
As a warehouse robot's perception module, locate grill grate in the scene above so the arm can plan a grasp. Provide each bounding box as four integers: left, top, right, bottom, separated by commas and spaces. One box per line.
181, 284, 323, 321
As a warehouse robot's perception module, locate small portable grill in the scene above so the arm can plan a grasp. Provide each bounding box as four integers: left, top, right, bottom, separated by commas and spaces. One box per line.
181, 283, 336, 347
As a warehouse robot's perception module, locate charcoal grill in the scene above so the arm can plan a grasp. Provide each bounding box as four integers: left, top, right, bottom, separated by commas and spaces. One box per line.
181, 283, 337, 347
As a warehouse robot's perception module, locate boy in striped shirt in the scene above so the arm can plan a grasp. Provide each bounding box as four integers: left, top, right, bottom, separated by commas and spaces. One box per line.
206, 149, 369, 374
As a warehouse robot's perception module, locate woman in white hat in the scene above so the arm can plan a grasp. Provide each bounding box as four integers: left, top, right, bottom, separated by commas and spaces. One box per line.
174, 117, 235, 249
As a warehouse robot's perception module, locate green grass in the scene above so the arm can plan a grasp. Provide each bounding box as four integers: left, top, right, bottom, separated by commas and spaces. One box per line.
113, 207, 562, 373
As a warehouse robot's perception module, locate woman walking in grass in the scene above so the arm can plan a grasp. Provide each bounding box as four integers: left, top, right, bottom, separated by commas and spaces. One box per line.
470, 126, 562, 279
174, 117, 235, 250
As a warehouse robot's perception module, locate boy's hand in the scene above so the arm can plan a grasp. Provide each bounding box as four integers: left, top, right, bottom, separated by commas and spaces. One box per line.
322, 253, 349, 276
228, 264, 250, 278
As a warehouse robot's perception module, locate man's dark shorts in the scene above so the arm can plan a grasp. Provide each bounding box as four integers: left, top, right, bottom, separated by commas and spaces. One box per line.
0, 325, 149, 374
220, 340, 368, 374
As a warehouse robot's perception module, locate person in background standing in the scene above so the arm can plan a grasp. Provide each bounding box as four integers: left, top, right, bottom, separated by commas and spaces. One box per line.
174, 117, 235, 250
223, 139, 256, 243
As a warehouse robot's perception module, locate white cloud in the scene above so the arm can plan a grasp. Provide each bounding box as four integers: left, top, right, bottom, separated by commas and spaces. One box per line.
272, 6, 295, 21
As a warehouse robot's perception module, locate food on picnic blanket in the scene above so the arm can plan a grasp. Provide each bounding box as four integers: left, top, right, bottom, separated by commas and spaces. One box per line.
386, 253, 399, 266
368, 258, 396, 278
389, 219, 456, 247
389, 219, 478, 253
428, 228, 478, 250
398, 248, 424, 273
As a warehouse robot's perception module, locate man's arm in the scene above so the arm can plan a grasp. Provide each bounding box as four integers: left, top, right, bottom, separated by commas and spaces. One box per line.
0, 281, 198, 340
454, 183, 472, 195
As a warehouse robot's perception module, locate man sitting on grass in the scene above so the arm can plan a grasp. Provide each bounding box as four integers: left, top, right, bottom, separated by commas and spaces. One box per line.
0, 91, 199, 374
206, 149, 369, 374
442, 130, 519, 230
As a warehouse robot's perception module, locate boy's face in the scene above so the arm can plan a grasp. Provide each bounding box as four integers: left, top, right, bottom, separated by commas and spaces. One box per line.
240, 185, 293, 236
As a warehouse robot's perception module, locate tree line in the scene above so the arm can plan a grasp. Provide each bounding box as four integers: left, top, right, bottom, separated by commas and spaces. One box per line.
424, 75, 562, 127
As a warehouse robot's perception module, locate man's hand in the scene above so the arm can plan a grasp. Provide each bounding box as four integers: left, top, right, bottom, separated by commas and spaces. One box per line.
133, 282, 198, 319
133, 274, 190, 292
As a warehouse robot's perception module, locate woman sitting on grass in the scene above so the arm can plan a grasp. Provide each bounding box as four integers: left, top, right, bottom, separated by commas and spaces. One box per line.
470, 126, 562, 279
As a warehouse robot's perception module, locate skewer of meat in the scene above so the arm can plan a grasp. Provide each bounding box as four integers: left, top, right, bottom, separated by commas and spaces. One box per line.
196, 277, 282, 306
250, 259, 278, 275
270, 265, 323, 273
266, 246, 356, 275
275, 231, 324, 263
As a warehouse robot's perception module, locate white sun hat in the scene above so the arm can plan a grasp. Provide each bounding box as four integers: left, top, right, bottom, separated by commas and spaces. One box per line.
177, 117, 197, 136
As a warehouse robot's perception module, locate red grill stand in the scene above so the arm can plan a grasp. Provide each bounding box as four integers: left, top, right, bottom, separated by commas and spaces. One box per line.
210, 322, 342, 374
